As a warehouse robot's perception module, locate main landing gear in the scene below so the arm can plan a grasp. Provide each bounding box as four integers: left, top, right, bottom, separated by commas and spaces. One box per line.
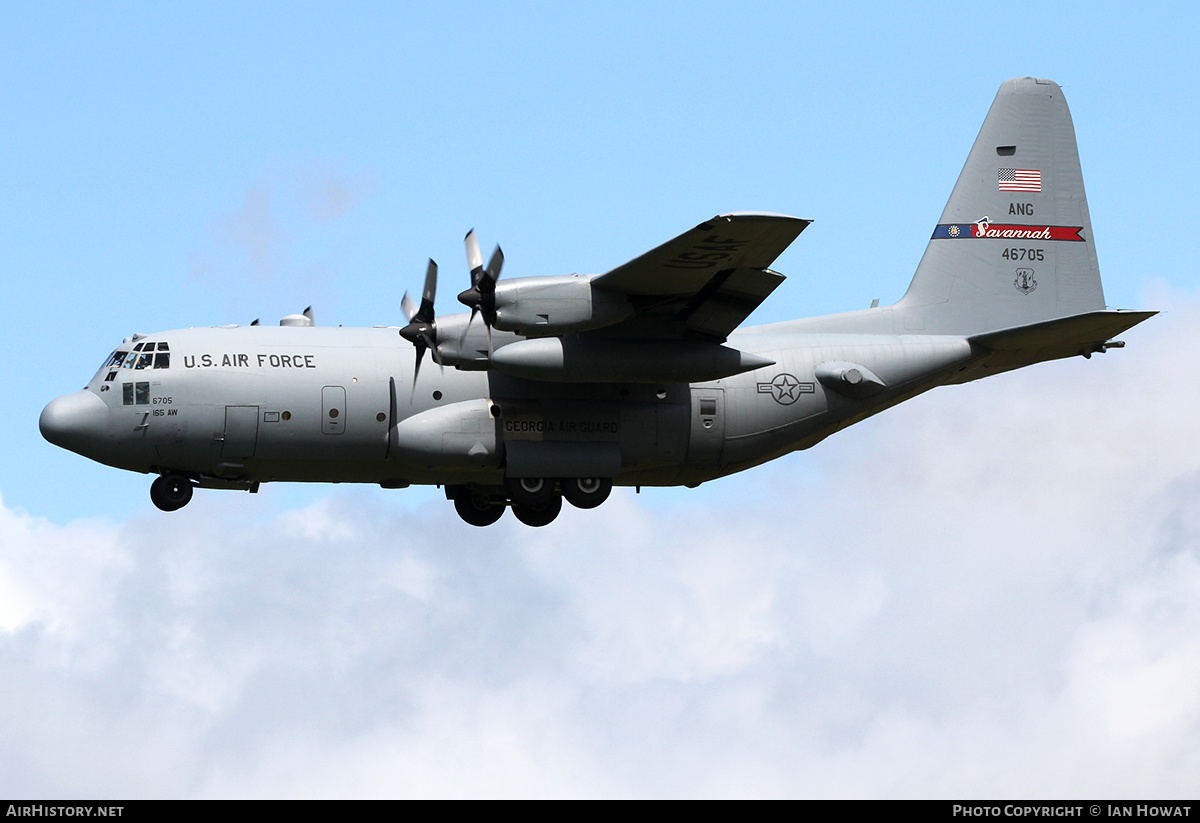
150, 473, 194, 512
453, 489, 506, 527
448, 477, 614, 527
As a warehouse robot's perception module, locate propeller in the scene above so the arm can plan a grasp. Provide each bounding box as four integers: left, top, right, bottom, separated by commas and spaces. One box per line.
457, 229, 503, 329
400, 259, 442, 383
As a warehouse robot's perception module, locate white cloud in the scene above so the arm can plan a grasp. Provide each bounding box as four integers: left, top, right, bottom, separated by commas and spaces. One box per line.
2, 301, 1199, 797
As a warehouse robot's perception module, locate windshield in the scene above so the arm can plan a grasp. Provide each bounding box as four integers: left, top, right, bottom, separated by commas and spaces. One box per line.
88, 341, 172, 387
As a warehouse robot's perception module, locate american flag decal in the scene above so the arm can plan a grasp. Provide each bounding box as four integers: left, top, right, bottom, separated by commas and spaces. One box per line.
998, 168, 1042, 192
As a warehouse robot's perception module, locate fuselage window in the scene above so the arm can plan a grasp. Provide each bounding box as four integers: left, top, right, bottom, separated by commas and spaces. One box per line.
123, 383, 134, 405
135, 382, 149, 405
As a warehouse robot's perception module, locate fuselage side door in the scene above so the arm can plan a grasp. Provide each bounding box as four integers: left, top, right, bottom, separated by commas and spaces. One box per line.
687, 387, 725, 465
223, 405, 260, 458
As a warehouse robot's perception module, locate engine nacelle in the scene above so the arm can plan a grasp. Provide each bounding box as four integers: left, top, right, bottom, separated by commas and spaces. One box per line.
492, 275, 632, 337
491, 337, 775, 383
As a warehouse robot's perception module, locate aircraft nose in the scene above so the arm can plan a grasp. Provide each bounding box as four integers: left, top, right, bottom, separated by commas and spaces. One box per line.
40, 390, 109, 454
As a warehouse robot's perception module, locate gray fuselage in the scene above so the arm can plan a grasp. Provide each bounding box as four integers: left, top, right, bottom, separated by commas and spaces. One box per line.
48, 317, 974, 491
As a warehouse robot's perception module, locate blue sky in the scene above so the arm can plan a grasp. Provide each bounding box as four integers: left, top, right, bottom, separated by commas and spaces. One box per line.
4, 1, 1200, 798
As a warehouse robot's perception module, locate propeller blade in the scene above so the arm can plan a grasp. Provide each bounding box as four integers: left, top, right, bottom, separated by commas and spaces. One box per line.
418, 259, 437, 322
422, 330, 444, 372
458, 303, 479, 349
412, 341, 426, 386
457, 232, 502, 327
465, 229, 483, 284
402, 259, 443, 387
487, 245, 503, 281
401, 292, 418, 323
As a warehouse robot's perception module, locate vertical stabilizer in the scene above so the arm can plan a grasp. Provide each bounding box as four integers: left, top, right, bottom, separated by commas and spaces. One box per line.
898, 78, 1105, 334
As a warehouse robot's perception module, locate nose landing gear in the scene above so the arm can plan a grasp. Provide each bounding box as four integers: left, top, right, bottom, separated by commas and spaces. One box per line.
150, 473, 194, 512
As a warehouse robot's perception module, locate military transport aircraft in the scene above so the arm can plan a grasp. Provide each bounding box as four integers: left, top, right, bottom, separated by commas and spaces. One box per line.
41, 78, 1154, 527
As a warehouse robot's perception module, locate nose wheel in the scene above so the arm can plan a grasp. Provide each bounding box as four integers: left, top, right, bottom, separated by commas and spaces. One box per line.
150, 473, 194, 512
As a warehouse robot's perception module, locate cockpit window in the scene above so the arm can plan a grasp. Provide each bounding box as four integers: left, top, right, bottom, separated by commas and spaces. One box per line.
95, 341, 170, 386
122, 341, 171, 369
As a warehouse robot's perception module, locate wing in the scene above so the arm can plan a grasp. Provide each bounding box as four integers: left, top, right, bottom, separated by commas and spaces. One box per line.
589, 211, 811, 341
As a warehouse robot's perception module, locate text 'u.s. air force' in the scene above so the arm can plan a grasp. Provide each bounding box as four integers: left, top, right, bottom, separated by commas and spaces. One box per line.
182, 353, 317, 369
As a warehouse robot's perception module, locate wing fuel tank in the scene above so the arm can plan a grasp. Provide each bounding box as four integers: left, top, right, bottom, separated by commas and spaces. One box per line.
490, 337, 774, 383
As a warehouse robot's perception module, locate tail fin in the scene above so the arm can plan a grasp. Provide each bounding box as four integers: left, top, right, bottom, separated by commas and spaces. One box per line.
898, 78, 1106, 335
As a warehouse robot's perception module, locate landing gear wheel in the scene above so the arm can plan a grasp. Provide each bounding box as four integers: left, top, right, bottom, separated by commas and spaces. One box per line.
505, 476, 557, 508
561, 477, 612, 509
453, 491, 505, 527
511, 494, 562, 527
150, 474, 193, 512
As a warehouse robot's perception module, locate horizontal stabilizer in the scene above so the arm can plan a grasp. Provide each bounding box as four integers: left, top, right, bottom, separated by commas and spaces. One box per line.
949, 309, 1157, 382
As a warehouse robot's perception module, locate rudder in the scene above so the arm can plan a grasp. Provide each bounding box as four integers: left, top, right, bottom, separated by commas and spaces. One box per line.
898, 78, 1105, 335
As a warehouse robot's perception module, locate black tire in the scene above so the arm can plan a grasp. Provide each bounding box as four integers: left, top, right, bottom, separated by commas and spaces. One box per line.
505, 476, 557, 507
511, 495, 562, 527
453, 491, 505, 527
150, 474, 193, 512
561, 477, 612, 509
